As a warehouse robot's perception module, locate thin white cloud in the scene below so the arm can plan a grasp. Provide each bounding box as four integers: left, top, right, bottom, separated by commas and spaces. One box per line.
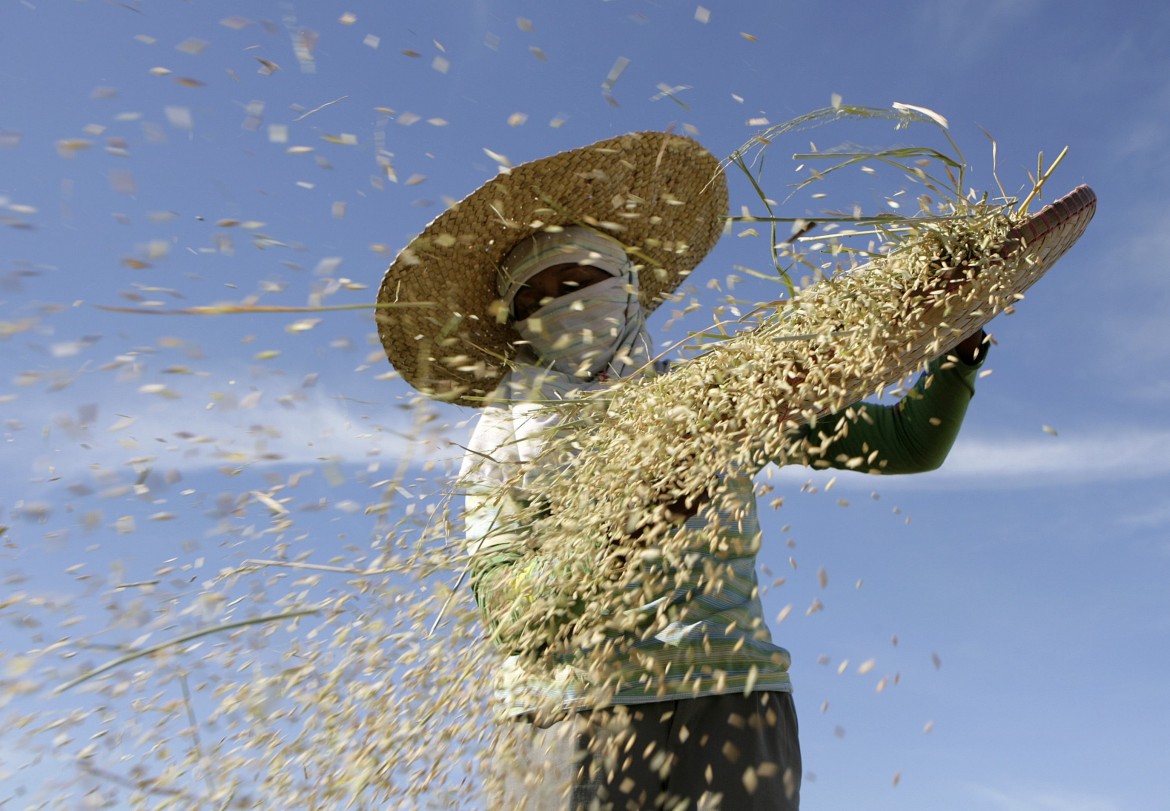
17, 366, 1167, 495
939, 429, 1170, 483
16, 383, 457, 481
1117, 501, 1170, 530
969, 782, 1122, 811
775, 428, 1170, 490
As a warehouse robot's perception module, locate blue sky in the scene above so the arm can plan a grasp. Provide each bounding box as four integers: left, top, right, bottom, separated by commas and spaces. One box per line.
2, 1, 1169, 808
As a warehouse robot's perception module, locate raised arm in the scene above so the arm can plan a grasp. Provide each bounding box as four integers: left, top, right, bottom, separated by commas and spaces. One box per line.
787, 331, 988, 475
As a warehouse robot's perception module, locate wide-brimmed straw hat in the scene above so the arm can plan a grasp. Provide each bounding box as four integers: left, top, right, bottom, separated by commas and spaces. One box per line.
376, 131, 729, 406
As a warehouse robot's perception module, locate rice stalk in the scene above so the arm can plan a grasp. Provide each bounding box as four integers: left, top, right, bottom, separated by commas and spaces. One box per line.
54, 608, 322, 693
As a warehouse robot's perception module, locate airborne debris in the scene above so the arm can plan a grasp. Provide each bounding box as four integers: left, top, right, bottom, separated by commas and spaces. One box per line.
175, 38, 209, 55
6, 90, 1092, 809
602, 56, 631, 93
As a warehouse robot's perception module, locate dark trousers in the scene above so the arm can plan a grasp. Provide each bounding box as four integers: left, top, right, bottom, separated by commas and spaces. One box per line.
568, 692, 801, 811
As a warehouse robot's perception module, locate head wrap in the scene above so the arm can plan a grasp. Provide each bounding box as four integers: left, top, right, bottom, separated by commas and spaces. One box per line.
497, 227, 651, 381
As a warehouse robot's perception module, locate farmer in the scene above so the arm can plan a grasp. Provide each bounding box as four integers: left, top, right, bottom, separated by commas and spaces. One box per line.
377, 132, 988, 810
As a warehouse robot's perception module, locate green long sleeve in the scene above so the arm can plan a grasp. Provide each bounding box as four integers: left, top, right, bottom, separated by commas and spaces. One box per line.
469, 547, 587, 652
788, 354, 982, 475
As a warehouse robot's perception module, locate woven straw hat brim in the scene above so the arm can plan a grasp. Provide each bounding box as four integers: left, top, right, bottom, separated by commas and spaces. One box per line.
376, 131, 729, 407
